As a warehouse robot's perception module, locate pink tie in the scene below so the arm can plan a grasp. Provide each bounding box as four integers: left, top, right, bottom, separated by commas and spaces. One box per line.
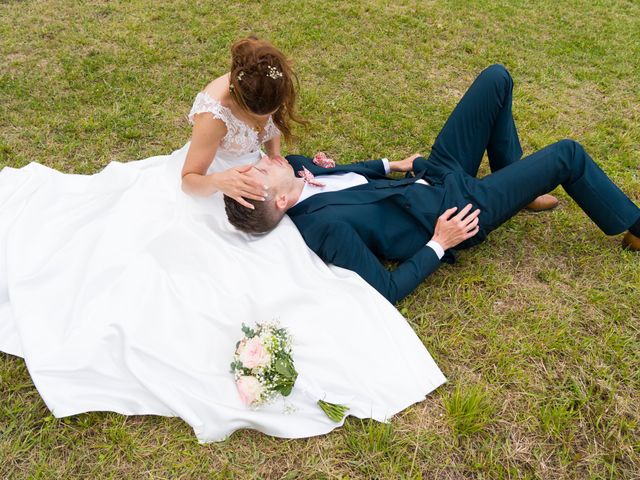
297, 166, 326, 187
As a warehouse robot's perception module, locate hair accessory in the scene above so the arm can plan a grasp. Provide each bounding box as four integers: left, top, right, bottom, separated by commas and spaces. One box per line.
237, 71, 245, 81
266, 66, 283, 80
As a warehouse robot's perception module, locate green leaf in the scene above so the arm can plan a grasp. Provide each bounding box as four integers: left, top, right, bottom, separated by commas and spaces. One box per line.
231, 360, 243, 370
240, 323, 255, 338
275, 358, 296, 378
229, 360, 243, 373
275, 383, 293, 397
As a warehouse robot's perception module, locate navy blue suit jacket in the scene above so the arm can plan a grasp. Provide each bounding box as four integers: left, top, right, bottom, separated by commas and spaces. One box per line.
285, 154, 454, 304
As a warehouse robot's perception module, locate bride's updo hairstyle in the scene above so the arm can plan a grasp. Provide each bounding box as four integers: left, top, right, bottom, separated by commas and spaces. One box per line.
228, 36, 306, 143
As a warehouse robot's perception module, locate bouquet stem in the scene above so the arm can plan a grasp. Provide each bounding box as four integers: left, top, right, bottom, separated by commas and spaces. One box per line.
317, 400, 349, 422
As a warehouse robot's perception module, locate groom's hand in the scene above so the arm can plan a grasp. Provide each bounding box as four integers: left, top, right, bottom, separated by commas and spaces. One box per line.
431, 204, 481, 250
389, 153, 422, 172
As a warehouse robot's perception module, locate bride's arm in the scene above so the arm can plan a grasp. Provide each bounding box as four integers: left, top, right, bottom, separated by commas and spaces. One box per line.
181, 115, 265, 207
263, 135, 281, 158
181, 114, 226, 196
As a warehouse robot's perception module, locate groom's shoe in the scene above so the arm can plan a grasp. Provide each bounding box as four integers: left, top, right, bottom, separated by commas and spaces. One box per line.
525, 194, 559, 212
622, 232, 640, 251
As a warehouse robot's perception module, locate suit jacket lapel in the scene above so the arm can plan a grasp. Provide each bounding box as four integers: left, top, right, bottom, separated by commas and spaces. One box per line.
285, 155, 430, 216
288, 184, 399, 215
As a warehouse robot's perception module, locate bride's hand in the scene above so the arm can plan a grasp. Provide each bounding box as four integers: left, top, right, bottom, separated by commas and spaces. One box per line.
212, 165, 266, 209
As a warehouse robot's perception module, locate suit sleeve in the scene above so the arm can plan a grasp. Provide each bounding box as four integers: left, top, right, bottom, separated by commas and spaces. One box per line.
350, 159, 387, 176
306, 222, 442, 304
412, 156, 430, 176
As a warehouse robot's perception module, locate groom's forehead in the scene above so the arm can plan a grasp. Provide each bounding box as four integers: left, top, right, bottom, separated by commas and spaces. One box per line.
248, 164, 270, 179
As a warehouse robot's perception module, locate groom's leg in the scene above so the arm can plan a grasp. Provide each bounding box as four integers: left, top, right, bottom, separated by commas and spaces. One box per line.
428, 64, 523, 177
463, 139, 640, 242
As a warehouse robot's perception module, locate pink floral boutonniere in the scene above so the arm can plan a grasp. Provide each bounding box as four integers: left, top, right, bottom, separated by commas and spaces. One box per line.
312, 152, 336, 169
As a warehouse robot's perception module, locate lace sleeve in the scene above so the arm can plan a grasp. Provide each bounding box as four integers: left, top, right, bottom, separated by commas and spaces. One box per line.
263, 117, 282, 142
187, 92, 230, 126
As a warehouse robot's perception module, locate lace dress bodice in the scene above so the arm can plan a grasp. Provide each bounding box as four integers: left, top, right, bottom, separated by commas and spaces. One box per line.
187, 91, 281, 169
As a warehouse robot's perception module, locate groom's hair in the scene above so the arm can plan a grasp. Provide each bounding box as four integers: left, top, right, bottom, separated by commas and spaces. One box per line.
224, 195, 282, 234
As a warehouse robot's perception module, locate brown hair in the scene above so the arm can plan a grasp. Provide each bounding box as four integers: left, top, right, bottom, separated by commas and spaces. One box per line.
228, 36, 307, 144
224, 194, 283, 234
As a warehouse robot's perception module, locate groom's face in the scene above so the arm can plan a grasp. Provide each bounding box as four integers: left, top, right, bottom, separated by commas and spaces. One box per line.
224, 156, 294, 233
247, 155, 294, 196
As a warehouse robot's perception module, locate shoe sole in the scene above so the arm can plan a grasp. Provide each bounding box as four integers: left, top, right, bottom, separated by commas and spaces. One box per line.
524, 203, 560, 213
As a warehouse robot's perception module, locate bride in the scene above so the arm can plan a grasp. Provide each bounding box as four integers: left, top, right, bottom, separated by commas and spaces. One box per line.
181, 36, 304, 207
0, 37, 445, 442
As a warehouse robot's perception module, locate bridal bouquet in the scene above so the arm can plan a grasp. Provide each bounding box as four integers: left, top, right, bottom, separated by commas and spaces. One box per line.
230, 321, 349, 422
230, 322, 297, 406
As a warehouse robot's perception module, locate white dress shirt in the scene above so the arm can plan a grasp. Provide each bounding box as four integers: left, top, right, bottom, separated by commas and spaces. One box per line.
294, 158, 445, 259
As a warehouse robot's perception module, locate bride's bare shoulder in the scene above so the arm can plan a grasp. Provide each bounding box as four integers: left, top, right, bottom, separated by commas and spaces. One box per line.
202, 73, 232, 106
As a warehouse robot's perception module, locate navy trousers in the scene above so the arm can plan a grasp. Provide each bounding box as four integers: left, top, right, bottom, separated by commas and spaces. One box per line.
425, 64, 640, 244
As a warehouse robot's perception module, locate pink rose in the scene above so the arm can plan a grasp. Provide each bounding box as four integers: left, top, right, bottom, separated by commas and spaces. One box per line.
237, 337, 271, 369
313, 152, 336, 168
236, 375, 263, 405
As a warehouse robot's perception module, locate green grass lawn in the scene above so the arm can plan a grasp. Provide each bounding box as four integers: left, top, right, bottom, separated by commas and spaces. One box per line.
1, 0, 639, 478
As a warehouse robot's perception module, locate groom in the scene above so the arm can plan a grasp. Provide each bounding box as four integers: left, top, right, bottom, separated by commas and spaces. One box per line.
224, 65, 640, 304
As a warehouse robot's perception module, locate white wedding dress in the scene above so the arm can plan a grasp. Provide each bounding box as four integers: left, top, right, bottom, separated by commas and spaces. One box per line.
0, 91, 446, 442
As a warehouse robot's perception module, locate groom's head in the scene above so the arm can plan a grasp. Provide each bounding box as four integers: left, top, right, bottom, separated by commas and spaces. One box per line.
224, 155, 298, 234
